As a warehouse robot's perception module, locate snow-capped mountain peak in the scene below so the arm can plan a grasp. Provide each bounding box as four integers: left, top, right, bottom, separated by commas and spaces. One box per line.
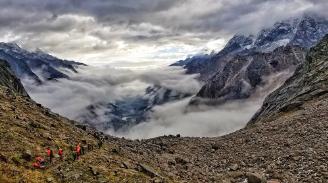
0, 42, 85, 83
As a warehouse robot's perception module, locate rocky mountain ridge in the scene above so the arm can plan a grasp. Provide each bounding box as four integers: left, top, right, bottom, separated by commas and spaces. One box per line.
0, 42, 86, 84
192, 45, 305, 105
249, 34, 328, 125
173, 14, 328, 105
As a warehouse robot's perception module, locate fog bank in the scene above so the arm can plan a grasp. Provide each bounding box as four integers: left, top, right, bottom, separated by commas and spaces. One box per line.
22, 65, 291, 139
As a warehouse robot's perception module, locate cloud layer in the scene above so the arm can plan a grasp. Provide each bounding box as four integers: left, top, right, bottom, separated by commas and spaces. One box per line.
23, 65, 201, 120
109, 97, 262, 139
23, 63, 292, 139
1, 0, 327, 64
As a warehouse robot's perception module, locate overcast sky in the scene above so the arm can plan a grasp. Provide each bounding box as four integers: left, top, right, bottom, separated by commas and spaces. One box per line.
0, 0, 327, 65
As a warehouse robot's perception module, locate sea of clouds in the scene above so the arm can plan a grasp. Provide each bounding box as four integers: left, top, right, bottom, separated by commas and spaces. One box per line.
22, 64, 289, 139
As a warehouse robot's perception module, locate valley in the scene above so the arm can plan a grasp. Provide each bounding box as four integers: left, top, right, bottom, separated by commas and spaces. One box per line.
0, 2, 328, 182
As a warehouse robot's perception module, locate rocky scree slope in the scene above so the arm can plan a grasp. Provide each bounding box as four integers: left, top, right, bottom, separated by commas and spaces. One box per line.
0, 60, 173, 183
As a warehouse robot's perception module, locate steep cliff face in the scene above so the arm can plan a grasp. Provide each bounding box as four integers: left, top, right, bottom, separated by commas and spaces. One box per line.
249, 35, 328, 125
0, 59, 29, 97
192, 46, 306, 105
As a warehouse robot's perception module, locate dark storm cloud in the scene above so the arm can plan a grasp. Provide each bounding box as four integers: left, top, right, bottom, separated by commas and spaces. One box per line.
0, 0, 327, 63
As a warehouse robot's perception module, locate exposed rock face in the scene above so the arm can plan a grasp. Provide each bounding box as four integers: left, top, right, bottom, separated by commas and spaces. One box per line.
0, 59, 29, 96
0, 42, 85, 83
193, 46, 306, 105
249, 34, 328, 124
171, 53, 215, 81
174, 15, 328, 104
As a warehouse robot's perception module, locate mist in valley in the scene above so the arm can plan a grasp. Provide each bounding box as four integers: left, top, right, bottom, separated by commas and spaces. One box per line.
22, 64, 291, 139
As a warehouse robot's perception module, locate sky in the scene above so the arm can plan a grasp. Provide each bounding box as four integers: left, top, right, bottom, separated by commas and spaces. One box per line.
0, 0, 327, 65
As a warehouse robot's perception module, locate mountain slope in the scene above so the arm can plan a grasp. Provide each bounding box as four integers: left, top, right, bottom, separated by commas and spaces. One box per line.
192, 45, 305, 105
0, 59, 29, 97
174, 14, 328, 105
249, 34, 328, 125
0, 43, 86, 83
0, 60, 172, 183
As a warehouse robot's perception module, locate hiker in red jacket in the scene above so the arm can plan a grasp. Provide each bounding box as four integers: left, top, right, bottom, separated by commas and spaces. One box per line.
46, 147, 54, 163
33, 156, 45, 169
76, 143, 81, 160
58, 147, 63, 160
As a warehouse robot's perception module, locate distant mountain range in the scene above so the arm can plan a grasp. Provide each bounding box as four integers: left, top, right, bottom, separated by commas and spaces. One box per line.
173, 14, 328, 104
0, 42, 86, 84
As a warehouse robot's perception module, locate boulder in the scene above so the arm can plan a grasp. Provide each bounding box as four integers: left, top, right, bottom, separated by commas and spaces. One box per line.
229, 164, 239, 171
246, 173, 266, 183
21, 150, 32, 161
122, 161, 132, 169
138, 163, 161, 178
46, 177, 54, 182
211, 144, 220, 151
89, 166, 100, 176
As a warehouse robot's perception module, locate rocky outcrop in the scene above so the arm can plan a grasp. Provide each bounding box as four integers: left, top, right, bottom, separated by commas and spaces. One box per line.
192, 46, 306, 105
0, 59, 29, 96
249, 34, 328, 125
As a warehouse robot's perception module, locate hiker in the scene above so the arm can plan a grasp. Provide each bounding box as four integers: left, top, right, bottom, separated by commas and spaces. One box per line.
32, 162, 41, 169
46, 147, 54, 163
75, 143, 81, 160
33, 156, 45, 169
58, 147, 63, 160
